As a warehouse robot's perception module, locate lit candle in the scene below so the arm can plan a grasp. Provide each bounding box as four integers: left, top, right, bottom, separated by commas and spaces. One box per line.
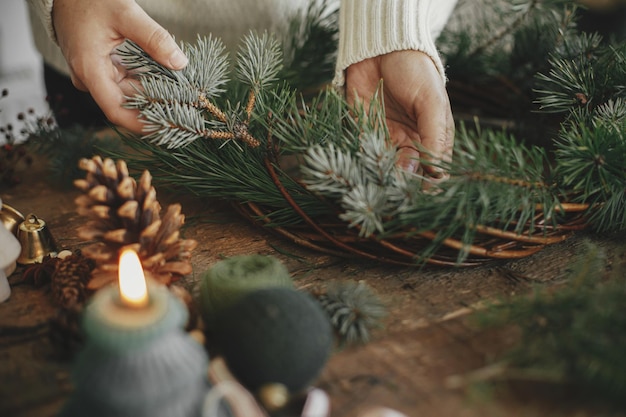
83, 249, 174, 348
59, 249, 209, 417
118, 249, 149, 308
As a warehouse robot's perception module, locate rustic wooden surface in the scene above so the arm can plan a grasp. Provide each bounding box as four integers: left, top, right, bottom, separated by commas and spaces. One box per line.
1, 158, 624, 417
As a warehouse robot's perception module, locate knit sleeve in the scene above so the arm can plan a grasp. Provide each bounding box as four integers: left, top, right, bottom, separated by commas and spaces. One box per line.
333, 0, 458, 88
26, 0, 57, 42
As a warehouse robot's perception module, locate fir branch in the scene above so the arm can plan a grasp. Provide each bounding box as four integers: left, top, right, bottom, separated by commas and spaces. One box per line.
534, 49, 597, 113
116, 39, 178, 79
25, 121, 120, 187
118, 35, 230, 98
107, 130, 331, 227
298, 96, 422, 238
180, 35, 231, 97
269, 87, 360, 154
138, 100, 209, 149
386, 124, 560, 263
280, 0, 338, 91
475, 241, 626, 406
339, 183, 389, 237
301, 143, 363, 198
235, 32, 283, 90
553, 116, 626, 231
467, 0, 540, 59
314, 280, 387, 346
535, 34, 626, 114
593, 97, 626, 124
123, 34, 269, 149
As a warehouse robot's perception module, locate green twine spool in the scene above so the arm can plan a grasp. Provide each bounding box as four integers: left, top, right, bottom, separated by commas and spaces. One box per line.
214, 287, 333, 394
199, 254, 293, 328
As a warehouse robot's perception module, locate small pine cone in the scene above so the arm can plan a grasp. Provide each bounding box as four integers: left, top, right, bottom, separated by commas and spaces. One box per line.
314, 281, 387, 346
74, 156, 197, 290
48, 307, 84, 359
50, 252, 96, 310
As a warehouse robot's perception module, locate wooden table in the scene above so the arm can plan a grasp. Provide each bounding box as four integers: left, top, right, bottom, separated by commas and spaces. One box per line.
1, 157, 624, 417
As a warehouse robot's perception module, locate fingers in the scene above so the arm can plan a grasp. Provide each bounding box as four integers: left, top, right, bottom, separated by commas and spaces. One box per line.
116, 4, 188, 70
344, 57, 382, 113
52, 0, 186, 132
415, 92, 454, 178
396, 146, 420, 174
101, 6, 187, 131
347, 51, 455, 177
81, 55, 145, 132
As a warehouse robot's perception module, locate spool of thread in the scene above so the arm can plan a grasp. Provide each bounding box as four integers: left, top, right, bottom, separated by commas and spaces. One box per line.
198, 254, 293, 328
213, 287, 333, 394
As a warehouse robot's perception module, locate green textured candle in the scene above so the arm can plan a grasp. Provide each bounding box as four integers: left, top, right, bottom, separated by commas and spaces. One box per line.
198, 254, 293, 328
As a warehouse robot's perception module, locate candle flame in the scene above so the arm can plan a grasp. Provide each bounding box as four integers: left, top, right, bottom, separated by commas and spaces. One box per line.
118, 249, 148, 308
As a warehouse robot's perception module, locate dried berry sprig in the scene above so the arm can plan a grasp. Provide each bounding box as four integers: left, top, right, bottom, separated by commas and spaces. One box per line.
0, 90, 37, 187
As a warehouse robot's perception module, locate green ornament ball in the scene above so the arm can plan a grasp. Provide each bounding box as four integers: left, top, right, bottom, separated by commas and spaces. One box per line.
199, 254, 293, 328
214, 287, 333, 394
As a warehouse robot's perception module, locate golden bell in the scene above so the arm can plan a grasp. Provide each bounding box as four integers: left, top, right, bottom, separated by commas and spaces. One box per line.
16, 214, 59, 264
0, 203, 25, 236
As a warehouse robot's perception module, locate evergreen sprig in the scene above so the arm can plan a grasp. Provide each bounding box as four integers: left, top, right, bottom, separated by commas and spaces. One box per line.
280, 0, 338, 91
314, 280, 387, 346
296, 98, 421, 237
235, 32, 283, 89
385, 124, 561, 262
553, 114, 626, 231
535, 32, 626, 232
441, 0, 577, 84
476, 241, 626, 406
534, 32, 625, 114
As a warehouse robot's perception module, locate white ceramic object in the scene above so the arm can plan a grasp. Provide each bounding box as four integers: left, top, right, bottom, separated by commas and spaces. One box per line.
0, 198, 22, 303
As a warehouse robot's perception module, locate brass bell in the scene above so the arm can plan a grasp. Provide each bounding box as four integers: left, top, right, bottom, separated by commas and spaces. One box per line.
0, 202, 25, 236
16, 214, 59, 264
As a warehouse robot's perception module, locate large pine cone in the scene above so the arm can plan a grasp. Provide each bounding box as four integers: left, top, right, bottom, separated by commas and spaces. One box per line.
74, 156, 197, 289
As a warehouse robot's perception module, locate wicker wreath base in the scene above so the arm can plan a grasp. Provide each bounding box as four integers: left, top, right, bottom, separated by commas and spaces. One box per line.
233, 176, 590, 267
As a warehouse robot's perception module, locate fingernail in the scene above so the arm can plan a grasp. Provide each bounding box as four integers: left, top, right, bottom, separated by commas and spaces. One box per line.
169, 49, 188, 69
406, 161, 419, 174
424, 164, 444, 179
429, 169, 444, 179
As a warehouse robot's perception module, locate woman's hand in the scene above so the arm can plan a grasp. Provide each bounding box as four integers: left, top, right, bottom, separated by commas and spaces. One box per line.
345, 50, 454, 176
52, 0, 188, 132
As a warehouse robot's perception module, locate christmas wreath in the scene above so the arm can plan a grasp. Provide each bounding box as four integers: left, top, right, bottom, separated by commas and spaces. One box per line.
101, 0, 625, 266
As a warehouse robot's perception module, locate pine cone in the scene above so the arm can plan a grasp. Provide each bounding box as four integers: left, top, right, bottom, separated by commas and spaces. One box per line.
48, 307, 84, 359
50, 252, 95, 310
74, 156, 197, 290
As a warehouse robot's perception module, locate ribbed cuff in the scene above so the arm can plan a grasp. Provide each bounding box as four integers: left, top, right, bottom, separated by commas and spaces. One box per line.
27, 0, 57, 43
333, 0, 450, 88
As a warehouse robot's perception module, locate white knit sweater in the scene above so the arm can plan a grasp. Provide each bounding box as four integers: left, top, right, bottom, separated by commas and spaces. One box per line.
26, 0, 458, 86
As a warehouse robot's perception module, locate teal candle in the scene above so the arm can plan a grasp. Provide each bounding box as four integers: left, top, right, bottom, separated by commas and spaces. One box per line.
81, 282, 184, 351
59, 250, 209, 417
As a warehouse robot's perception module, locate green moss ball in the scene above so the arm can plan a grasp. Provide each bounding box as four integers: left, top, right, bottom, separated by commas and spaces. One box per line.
214, 287, 333, 394
199, 254, 293, 327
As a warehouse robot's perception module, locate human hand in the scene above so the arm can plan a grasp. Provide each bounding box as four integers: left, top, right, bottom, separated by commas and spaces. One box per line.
52, 0, 188, 132
345, 50, 454, 176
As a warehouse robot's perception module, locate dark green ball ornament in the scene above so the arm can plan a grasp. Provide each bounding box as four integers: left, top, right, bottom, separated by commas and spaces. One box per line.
198, 254, 293, 328
214, 287, 333, 394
